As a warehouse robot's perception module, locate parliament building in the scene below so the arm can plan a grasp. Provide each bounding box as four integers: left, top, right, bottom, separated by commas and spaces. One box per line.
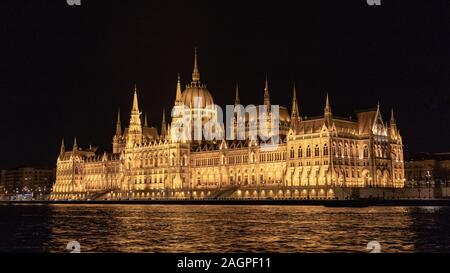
50, 50, 405, 200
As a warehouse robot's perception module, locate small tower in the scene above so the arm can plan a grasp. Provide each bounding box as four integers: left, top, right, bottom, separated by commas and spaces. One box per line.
263, 75, 271, 110
324, 93, 332, 127
59, 138, 65, 159
144, 113, 149, 127
72, 137, 78, 154
115, 109, 122, 136
234, 83, 240, 105
290, 83, 301, 131
175, 73, 182, 106
192, 48, 200, 83
113, 108, 125, 154
161, 109, 167, 139
390, 109, 396, 126
127, 84, 143, 147
390, 108, 398, 136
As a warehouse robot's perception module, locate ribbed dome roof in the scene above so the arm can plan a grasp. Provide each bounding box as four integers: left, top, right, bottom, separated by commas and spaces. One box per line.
181, 84, 214, 108
180, 48, 214, 108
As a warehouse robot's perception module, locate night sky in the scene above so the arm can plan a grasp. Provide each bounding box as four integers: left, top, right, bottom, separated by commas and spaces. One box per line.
1, 0, 449, 169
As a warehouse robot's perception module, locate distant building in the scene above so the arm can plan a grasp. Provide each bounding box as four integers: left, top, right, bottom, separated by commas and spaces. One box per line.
405, 153, 450, 187
0, 167, 55, 195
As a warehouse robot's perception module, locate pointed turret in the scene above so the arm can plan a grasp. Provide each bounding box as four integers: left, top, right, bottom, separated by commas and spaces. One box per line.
390, 108, 396, 125
290, 83, 301, 130
161, 109, 167, 138
129, 84, 142, 131
132, 84, 139, 113
324, 93, 332, 126
234, 83, 240, 105
59, 138, 65, 158
72, 137, 78, 153
115, 109, 122, 136
144, 112, 148, 127
390, 108, 398, 137
291, 83, 300, 120
127, 84, 142, 147
324, 93, 332, 115
175, 73, 182, 104
263, 75, 271, 109
192, 48, 200, 83
167, 123, 171, 141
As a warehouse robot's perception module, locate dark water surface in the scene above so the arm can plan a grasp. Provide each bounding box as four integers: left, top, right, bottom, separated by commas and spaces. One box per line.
0, 204, 449, 253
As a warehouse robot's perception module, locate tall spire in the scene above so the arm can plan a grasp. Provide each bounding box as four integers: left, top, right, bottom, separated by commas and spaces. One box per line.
324, 93, 332, 126
234, 83, 240, 105
115, 108, 122, 136
132, 84, 139, 114
291, 83, 300, 122
161, 109, 167, 138
390, 108, 396, 125
324, 93, 332, 116
263, 75, 271, 109
72, 137, 78, 152
390, 108, 398, 136
128, 84, 142, 139
192, 48, 200, 83
175, 73, 182, 103
144, 112, 148, 127
59, 138, 65, 158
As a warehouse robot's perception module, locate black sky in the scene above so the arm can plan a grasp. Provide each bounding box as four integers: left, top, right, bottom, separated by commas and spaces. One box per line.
1, 0, 449, 169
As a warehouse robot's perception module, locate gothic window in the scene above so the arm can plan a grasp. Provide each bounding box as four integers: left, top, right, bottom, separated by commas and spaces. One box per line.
290, 147, 294, 159
338, 143, 343, 157
363, 145, 369, 158
314, 145, 320, 157
298, 146, 302, 158
306, 145, 311, 157
323, 144, 329, 156
332, 142, 336, 157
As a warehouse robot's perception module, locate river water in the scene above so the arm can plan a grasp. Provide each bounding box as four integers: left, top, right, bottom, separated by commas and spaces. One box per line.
0, 204, 449, 253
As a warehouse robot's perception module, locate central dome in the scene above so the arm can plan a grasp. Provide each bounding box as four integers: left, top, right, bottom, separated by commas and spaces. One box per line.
180, 48, 214, 108
181, 84, 214, 108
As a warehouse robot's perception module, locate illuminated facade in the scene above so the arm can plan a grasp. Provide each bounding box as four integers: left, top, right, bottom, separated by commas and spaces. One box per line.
50, 50, 405, 200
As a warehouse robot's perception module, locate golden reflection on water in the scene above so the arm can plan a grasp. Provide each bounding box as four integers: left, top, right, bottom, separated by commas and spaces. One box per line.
1, 205, 449, 253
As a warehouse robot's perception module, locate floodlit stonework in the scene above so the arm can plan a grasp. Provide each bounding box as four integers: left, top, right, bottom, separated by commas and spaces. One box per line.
50, 50, 405, 201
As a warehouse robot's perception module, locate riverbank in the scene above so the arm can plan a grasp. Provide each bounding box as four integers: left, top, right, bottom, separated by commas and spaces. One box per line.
1, 198, 450, 207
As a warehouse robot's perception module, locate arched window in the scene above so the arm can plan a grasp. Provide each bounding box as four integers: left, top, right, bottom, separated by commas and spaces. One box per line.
314, 145, 320, 157
332, 142, 336, 157
306, 145, 311, 157
290, 147, 294, 159
323, 144, 329, 156
344, 144, 348, 157
338, 143, 343, 157
298, 146, 302, 158
363, 145, 369, 158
